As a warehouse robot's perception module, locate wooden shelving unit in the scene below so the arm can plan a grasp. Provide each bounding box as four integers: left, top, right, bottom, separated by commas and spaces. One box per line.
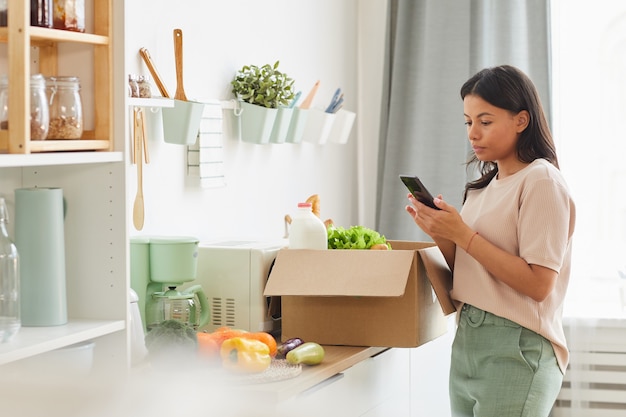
0, 0, 112, 154
0, 0, 128, 376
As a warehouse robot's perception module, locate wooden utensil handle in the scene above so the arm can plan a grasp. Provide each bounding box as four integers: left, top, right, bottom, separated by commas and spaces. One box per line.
173, 29, 187, 101
139, 47, 171, 98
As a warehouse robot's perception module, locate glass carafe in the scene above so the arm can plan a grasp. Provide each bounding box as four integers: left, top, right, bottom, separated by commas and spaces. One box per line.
146, 285, 209, 331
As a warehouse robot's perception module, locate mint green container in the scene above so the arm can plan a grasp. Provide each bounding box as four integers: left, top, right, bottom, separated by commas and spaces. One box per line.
15, 187, 67, 326
148, 236, 199, 283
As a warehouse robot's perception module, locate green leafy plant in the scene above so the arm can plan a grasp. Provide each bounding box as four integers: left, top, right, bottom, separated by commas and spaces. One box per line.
231, 61, 295, 109
327, 225, 391, 250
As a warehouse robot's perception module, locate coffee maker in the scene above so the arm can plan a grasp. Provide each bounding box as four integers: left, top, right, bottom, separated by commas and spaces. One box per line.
130, 236, 210, 332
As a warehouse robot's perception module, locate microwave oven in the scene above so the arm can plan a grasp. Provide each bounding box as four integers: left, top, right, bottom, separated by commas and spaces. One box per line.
193, 239, 287, 335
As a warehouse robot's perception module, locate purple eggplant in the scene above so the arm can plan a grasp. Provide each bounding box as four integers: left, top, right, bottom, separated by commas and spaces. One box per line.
276, 337, 305, 357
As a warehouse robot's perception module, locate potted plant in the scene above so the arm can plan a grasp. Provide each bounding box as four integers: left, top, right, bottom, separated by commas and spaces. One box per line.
231, 61, 296, 144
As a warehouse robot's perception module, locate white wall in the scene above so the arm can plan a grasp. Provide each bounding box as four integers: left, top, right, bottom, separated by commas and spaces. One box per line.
124, 0, 387, 242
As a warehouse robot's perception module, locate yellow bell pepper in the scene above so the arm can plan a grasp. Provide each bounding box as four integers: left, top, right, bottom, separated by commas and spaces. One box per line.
220, 337, 272, 373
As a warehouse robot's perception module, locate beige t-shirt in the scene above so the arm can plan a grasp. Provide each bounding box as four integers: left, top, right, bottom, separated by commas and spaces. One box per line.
450, 158, 576, 373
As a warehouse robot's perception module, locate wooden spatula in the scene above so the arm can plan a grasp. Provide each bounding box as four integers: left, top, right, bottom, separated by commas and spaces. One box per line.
173, 28, 188, 101
132, 108, 145, 230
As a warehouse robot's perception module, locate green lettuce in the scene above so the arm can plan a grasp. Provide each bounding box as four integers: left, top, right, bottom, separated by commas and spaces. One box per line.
327, 225, 391, 249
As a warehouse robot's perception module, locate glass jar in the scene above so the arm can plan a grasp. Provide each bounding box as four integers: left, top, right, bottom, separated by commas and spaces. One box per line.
128, 74, 139, 98
137, 75, 152, 98
0, 74, 50, 140
31, 0, 53, 27
53, 0, 84, 32
0, 0, 53, 27
46, 76, 83, 140
0, 0, 8, 26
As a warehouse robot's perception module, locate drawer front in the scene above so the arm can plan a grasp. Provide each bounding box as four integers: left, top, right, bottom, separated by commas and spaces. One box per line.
277, 348, 411, 417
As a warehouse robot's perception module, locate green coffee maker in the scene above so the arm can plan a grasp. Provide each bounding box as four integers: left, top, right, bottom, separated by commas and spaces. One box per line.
130, 236, 210, 332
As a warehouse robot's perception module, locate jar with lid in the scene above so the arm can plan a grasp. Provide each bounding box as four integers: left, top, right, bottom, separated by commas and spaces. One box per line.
0, 197, 20, 343
0, 74, 50, 140
53, 0, 84, 32
137, 75, 152, 98
46, 76, 83, 140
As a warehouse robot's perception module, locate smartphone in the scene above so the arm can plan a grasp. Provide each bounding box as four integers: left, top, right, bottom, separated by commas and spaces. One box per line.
399, 175, 440, 210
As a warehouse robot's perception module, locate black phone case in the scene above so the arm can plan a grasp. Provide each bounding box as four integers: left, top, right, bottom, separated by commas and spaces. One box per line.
399, 175, 440, 210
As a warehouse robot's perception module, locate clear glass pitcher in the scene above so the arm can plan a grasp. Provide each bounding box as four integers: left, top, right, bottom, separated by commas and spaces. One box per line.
146, 284, 209, 331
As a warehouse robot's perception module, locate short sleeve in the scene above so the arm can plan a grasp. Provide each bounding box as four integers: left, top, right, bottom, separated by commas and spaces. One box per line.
518, 175, 574, 272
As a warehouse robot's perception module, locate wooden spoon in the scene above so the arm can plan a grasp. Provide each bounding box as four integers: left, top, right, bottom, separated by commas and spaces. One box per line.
132, 108, 145, 230
173, 29, 187, 101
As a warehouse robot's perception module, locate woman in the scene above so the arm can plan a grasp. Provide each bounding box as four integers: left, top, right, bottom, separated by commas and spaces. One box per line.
405, 65, 575, 417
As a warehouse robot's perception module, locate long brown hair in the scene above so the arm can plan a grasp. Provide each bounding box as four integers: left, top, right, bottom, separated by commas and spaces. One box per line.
461, 65, 558, 202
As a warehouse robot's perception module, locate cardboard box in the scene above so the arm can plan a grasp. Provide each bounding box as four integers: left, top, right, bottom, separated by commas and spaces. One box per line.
263, 241, 455, 348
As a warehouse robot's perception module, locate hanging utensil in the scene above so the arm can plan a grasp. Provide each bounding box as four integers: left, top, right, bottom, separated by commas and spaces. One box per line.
161, 28, 205, 145
173, 29, 188, 101
133, 107, 145, 230
140, 108, 149, 163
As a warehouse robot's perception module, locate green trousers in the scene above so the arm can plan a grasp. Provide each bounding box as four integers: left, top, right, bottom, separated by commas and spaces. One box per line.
449, 304, 563, 417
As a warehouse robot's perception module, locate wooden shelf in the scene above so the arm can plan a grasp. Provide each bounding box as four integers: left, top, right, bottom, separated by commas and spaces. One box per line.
0, 0, 112, 155
0, 1, 126, 373
0, 27, 109, 45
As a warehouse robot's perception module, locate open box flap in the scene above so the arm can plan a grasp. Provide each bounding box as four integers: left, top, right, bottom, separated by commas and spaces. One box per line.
264, 249, 416, 297
418, 246, 456, 315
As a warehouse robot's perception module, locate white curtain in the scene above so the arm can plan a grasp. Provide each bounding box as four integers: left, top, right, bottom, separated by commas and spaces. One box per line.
376, 0, 552, 241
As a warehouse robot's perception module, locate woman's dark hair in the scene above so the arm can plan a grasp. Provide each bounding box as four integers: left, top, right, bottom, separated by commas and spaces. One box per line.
461, 65, 558, 202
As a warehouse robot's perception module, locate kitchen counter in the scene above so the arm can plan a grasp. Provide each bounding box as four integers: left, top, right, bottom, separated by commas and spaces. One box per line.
240, 345, 388, 402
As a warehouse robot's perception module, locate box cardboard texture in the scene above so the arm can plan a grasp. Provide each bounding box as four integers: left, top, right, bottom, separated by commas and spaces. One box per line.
264, 241, 453, 348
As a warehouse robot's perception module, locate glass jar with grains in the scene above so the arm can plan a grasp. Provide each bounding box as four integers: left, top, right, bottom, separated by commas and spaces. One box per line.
0, 74, 50, 140
46, 76, 83, 140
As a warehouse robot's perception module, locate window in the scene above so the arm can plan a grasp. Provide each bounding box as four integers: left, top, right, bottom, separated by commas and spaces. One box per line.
551, 0, 626, 317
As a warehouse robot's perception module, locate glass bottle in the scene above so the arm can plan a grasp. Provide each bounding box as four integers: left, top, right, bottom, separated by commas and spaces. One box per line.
46, 76, 83, 140
288, 202, 328, 249
52, 0, 84, 32
31, 0, 53, 27
0, 197, 20, 343
0, 0, 53, 27
0, 0, 8, 26
0, 74, 50, 140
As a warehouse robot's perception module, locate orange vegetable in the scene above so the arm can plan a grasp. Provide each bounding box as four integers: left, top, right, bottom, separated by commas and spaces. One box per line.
245, 331, 278, 357
197, 327, 247, 358
197, 327, 277, 358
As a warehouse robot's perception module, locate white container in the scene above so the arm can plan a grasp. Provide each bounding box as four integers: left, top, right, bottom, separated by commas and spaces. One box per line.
288, 202, 328, 250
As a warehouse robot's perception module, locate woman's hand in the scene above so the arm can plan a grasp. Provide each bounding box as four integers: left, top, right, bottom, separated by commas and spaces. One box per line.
404, 193, 472, 269
405, 193, 471, 244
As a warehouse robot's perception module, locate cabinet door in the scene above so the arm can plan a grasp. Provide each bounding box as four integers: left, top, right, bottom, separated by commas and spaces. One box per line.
410, 322, 454, 417
277, 348, 410, 417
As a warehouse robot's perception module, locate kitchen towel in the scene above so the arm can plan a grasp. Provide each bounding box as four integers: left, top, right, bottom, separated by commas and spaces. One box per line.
15, 187, 68, 326
187, 99, 226, 188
